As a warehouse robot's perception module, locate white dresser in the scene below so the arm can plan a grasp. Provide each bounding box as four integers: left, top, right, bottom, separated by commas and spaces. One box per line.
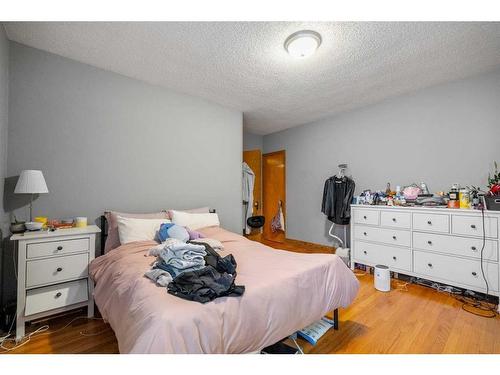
11, 225, 101, 341
351, 205, 500, 297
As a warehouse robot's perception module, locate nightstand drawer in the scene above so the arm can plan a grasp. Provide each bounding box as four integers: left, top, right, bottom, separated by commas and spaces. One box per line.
26, 253, 89, 288
27, 238, 89, 259
25, 279, 88, 316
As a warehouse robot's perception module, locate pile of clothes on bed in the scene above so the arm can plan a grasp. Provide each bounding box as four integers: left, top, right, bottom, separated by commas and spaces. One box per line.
145, 223, 245, 303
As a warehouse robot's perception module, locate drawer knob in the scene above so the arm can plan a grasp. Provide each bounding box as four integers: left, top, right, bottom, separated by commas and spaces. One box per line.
56, 246, 63, 251
363, 232, 367, 236
471, 246, 477, 251
472, 271, 477, 277
427, 240, 432, 245
392, 256, 397, 260
363, 216, 367, 219
427, 263, 433, 268
55, 292, 62, 298
363, 250, 367, 255
392, 236, 397, 240
427, 221, 432, 225
56, 267, 63, 272
470, 224, 476, 229
392, 218, 396, 222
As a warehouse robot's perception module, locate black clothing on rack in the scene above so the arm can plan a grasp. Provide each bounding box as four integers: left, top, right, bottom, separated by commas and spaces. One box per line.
321, 175, 355, 225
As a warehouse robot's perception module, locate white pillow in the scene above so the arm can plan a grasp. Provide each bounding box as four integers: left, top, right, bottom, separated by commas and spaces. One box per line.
170, 210, 220, 230
117, 216, 171, 245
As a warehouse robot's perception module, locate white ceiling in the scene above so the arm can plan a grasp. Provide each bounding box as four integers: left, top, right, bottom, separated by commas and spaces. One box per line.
5, 22, 500, 135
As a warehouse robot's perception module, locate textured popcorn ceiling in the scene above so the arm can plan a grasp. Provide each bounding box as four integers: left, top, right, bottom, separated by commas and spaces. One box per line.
5, 22, 500, 135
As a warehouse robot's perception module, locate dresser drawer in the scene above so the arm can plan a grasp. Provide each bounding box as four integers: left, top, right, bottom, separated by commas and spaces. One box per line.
353, 209, 380, 226
413, 232, 498, 261
380, 211, 411, 229
25, 279, 88, 316
26, 253, 89, 288
27, 238, 90, 259
414, 251, 499, 292
354, 226, 410, 247
452, 215, 498, 239
354, 241, 411, 272
413, 213, 449, 233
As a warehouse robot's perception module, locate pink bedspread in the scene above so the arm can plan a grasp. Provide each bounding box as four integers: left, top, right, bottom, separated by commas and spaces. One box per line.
89, 227, 359, 353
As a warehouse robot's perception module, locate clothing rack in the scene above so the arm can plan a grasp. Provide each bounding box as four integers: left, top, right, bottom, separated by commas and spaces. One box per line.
328, 163, 349, 248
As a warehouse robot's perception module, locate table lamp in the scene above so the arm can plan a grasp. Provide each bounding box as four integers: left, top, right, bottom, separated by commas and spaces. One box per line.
14, 170, 49, 222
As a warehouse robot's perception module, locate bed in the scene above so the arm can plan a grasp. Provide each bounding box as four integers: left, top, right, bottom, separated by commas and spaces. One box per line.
89, 219, 359, 353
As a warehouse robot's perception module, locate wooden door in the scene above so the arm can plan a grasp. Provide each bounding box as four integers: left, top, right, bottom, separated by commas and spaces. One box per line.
263, 150, 286, 243
243, 150, 262, 235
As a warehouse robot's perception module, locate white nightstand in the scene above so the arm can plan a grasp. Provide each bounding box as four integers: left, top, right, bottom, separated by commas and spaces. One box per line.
11, 225, 101, 341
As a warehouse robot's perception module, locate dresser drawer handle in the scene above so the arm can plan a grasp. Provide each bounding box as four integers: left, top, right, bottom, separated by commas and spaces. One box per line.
392, 256, 397, 260
472, 272, 477, 277
427, 263, 433, 268
392, 218, 396, 222
392, 236, 397, 240
363, 250, 367, 255
427, 240, 432, 245
56, 246, 63, 251
363, 232, 367, 236
56, 267, 63, 272
470, 224, 476, 229
55, 292, 62, 298
471, 246, 477, 251
363, 216, 367, 220
427, 221, 432, 225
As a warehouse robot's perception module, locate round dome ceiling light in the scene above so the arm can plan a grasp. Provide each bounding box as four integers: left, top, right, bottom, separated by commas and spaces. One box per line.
284, 30, 322, 59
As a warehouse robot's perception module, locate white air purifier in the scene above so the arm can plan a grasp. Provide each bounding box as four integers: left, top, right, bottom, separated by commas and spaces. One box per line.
374, 265, 391, 292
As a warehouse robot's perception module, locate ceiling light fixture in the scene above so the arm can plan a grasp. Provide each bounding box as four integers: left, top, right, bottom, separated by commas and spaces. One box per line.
284, 30, 322, 59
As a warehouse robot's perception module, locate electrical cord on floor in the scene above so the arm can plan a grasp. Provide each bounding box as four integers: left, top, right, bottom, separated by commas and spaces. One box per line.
0, 316, 104, 353
456, 207, 498, 318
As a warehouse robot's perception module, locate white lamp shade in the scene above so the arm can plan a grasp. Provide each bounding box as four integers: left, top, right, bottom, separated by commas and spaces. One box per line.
14, 170, 49, 194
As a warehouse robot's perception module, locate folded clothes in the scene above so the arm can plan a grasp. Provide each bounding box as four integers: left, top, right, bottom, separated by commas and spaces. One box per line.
190, 238, 224, 251
148, 238, 183, 257
144, 268, 173, 287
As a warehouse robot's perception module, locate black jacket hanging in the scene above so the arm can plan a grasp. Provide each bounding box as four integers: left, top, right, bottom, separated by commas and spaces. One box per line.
321, 176, 355, 225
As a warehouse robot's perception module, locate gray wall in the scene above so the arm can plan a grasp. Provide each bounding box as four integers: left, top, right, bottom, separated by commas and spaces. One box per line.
8, 42, 243, 234
0, 27, 8, 234
0, 26, 9, 315
243, 130, 263, 151
264, 69, 500, 246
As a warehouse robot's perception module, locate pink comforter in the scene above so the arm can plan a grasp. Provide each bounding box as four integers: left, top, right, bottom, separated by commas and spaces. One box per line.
89, 227, 359, 353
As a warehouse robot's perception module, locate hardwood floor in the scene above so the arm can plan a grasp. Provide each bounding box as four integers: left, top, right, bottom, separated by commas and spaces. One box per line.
2, 238, 499, 354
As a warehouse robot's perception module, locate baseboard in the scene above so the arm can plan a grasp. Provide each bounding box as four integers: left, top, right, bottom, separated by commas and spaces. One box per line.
285, 238, 334, 253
